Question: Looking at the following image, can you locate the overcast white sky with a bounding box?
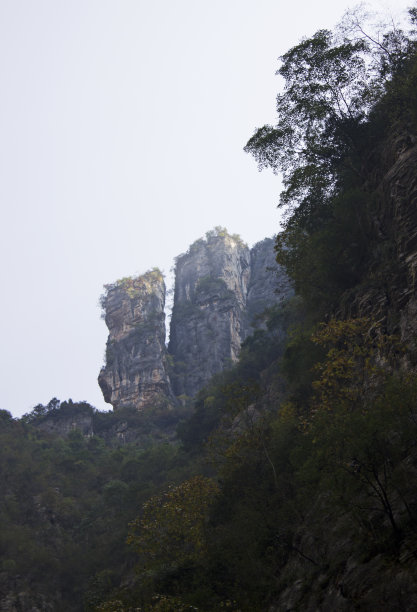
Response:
[0,0,410,417]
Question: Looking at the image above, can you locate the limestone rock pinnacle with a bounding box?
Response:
[98,268,173,410]
[168,229,251,397]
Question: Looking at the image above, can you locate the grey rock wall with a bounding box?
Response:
[168,231,251,397]
[243,236,293,339]
[99,230,292,409]
[98,269,173,410]
[168,231,293,397]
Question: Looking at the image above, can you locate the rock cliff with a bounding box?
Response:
[168,230,251,397]
[98,269,173,411]
[243,236,293,339]
[168,232,293,397]
[99,229,292,409]
[339,130,417,352]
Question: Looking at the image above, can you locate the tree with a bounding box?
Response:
[245,9,416,214]
[127,476,219,573]
[244,29,371,213]
[245,8,417,314]
[301,318,414,540]
[309,317,401,417]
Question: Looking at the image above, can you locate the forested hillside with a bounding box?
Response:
[2,6,417,611]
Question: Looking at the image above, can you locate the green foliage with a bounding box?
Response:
[0,400,199,610]
[303,371,417,539]
[246,8,417,317]
[205,226,229,240]
[21,397,95,424]
[245,10,416,209]
[279,317,417,552]
[275,185,374,312]
[6,339,417,610]
[100,268,164,309]
[309,317,402,416]
[205,226,245,246]
[128,476,219,572]
[175,228,247,265]
[245,28,370,206]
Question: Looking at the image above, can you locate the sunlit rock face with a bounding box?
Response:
[168,230,251,397]
[98,269,173,410]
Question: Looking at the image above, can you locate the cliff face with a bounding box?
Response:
[243,236,293,339]
[35,412,94,438]
[375,134,417,346]
[99,230,292,409]
[98,269,173,410]
[340,131,417,351]
[168,231,251,397]
[168,233,293,397]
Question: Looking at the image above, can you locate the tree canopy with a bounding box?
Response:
[245,8,417,213]
[245,7,417,314]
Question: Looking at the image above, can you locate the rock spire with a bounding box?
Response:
[98,269,173,410]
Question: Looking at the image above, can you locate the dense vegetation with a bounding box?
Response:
[0,402,203,609]
[246,5,417,316]
[2,5,417,610]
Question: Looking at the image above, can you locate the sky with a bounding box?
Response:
[0,0,411,417]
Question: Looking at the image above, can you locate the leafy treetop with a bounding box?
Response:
[245,7,417,215]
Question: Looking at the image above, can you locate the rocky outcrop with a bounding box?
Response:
[243,236,293,339]
[339,130,417,353]
[31,402,190,448]
[168,230,251,397]
[35,411,94,438]
[99,230,292,409]
[168,232,293,397]
[376,135,417,346]
[98,269,174,410]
